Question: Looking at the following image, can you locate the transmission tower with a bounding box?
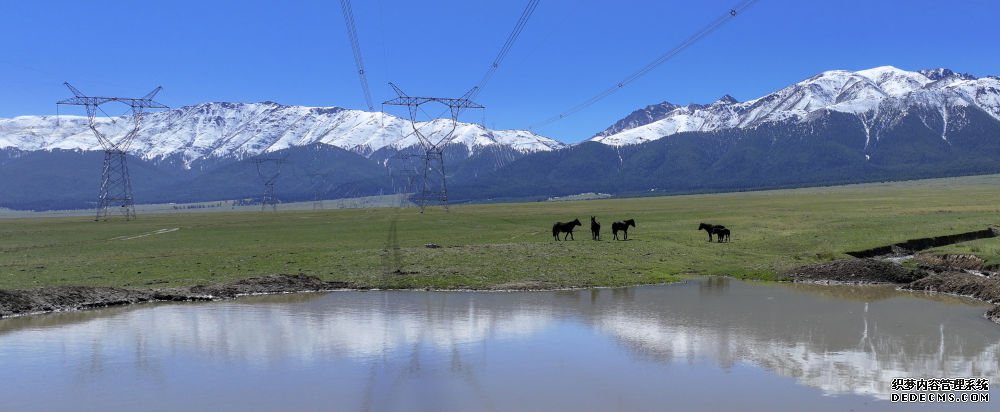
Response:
[382,83,483,212]
[255,158,284,212]
[57,82,167,221]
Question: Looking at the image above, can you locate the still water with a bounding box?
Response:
[1,278,997,411]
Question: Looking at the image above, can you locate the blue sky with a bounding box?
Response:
[2,0,998,143]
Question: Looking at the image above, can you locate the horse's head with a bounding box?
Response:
[572,218,582,226]
[626,218,635,228]
[698,223,709,230]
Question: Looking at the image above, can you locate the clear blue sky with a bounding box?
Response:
[2,0,998,143]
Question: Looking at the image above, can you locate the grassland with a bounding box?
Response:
[2,174,999,291]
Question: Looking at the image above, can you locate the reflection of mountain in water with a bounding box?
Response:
[1,280,997,401]
[594,279,1000,399]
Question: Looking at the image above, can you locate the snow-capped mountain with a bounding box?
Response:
[5,65,1000,210]
[592,66,1000,147]
[0,102,564,166]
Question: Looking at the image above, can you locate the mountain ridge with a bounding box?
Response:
[591,66,1000,147]
[0,101,564,167]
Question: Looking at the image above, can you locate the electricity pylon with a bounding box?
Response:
[57,82,167,221]
[382,83,483,212]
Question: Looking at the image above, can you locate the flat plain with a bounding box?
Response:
[2,174,999,290]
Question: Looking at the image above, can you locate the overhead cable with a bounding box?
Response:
[340,0,375,110]
[470,0,541,100]
[529,0,760,130]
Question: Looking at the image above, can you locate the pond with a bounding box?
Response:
[0,278,996,411]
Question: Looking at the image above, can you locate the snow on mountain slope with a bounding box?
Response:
[591,66,1000,146]
[0,102,564,165]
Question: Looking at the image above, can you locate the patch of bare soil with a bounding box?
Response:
[0,274,351,318]
[190,274,348,298]
[782,258,924,284]
[913,254,986,271]
[901,271,1000,304]
[488,281,558,291]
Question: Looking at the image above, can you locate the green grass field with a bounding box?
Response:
[2,174,999,290]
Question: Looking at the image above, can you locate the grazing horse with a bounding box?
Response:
[715,227,731,243]
[552,218,582,241]
[698,223,726,242]
[612,219,636,240]
[591,216,601,240]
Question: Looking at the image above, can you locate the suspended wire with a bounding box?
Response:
[529,0,760,130]
[469,0,541,101]
[340,0,374,111]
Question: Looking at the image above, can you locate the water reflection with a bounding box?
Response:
[0,279,997,411]
[594,280,999,399]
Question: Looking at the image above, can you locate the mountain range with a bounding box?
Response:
[2,65,999,210]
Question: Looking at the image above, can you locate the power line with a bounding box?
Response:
[470,0,541,100]
[340,0,374,110]
[529,0,760,130]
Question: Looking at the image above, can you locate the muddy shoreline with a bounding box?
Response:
[0,274,350,319]
[785,256,1000,325]
[4,257,1000,325]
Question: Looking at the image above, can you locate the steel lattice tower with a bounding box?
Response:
[255,158,284,212]
[57,83,167,221]
[382,83,483,212]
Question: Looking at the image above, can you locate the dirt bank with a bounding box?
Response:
[902,271,1000,303]
[785,258,1000,325]
[782,258,924,284]
[988,306,1000,324]
[0,274,350,319]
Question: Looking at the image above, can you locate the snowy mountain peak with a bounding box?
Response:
[712,94,739,105]
[591,66,1000,146]
[919,68,977,81]
[594,101,681,138]
[0,102,563,166]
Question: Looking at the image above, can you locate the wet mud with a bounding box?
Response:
[0,274,349,318]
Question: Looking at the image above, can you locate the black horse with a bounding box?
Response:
[552,218,582,241]
[716,227,731,243]
[612,219,635,240]
[698,223,726,242]
[591,216,601,240]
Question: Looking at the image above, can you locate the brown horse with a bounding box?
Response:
[552,219,582,241]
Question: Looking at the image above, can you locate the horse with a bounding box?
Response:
[715,227,731,243]
[590,216,601,240]
[552,218,582,241]
[612,219,635,240]
[698,223,726,242]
